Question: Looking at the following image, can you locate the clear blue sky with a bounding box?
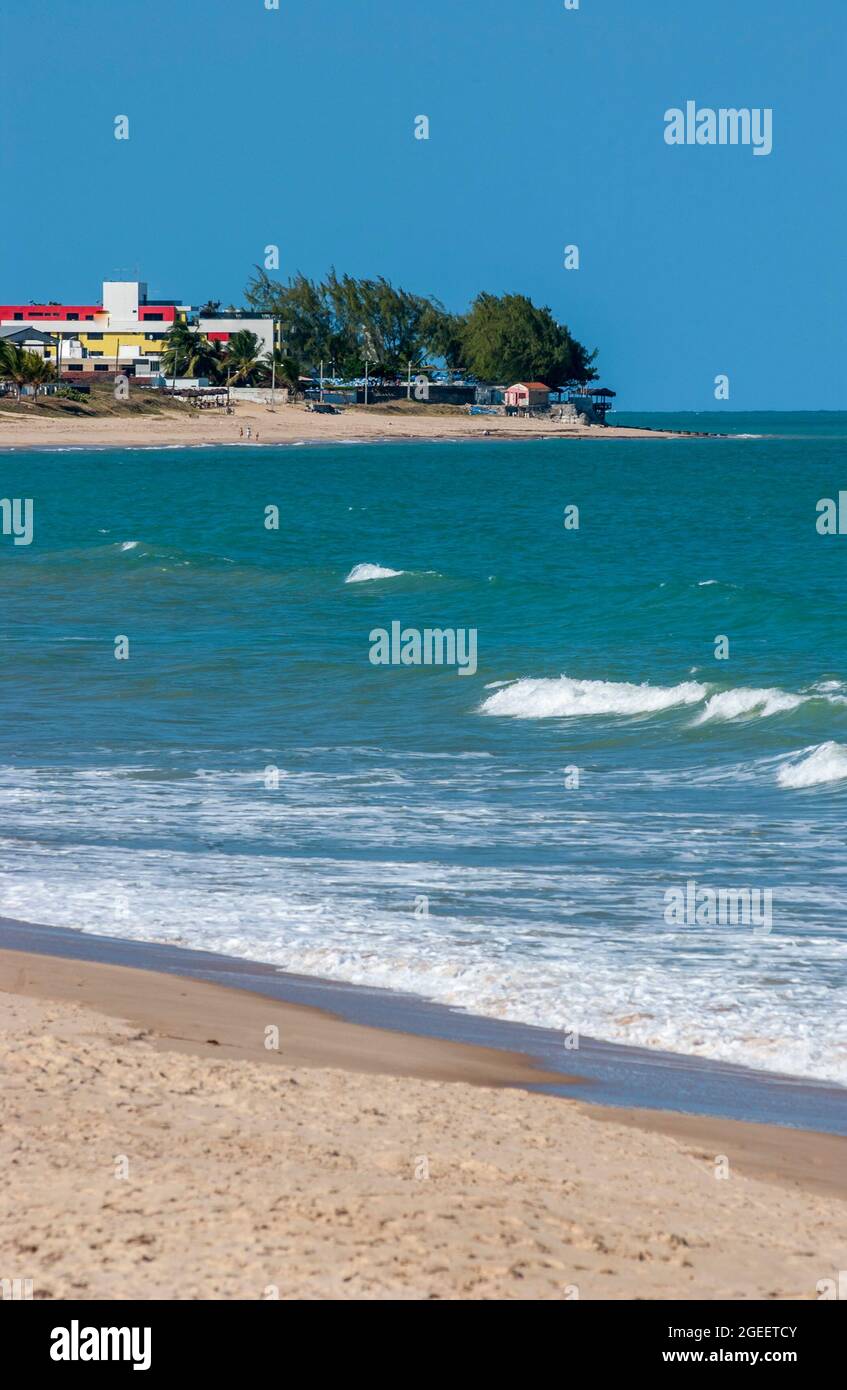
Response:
[1,0,843,408]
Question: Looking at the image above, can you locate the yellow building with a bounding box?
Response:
[0,281,189,377]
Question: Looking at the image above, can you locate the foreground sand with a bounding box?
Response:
[1,949,844,1300]
[0,401,697,450]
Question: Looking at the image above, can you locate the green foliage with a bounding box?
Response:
[244,269,598,385]
[161,321,223,381]
[245,268,457,376]
[0,342,55,397]
[266,350,301,391]
[52,385,88,402]
[221,329,265,385]
[460,293,597,388]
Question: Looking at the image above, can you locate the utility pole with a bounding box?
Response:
[320,360,324,403]
[270,317,276,410]
[407,360,411,400]
[364,358,369,407]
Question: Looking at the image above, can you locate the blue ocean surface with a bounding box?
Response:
[1,413,845,1084]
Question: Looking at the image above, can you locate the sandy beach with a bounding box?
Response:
[1,946,844,1301]
[0,400,701,451]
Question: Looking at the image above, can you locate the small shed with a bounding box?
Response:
[504,381,550,409]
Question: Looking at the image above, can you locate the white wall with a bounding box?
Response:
[102,281,146,320]
[198,318,274,356]
[228,387,291,403]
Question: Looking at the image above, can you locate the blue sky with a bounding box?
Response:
[0,0,843,408]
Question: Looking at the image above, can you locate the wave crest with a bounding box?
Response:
[694,687,805,723]
[345,563,404,583]
[777,741,847,789]
[478,676,708,719]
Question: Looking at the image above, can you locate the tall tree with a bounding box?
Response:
[459,293,597,387]
[244,269,601,385]
[245,268,461,376]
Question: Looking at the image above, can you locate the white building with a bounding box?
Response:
[197,316,275,357]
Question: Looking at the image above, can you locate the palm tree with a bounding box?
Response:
[24,351,54,401]
[0,342,36,400]
[264,350,301,393]
[222,330,263,385]
[0,337,15,392]
[161,322,223,381]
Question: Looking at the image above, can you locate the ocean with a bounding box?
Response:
[2,413,846,1085]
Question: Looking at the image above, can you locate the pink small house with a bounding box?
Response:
[503,381,550,410]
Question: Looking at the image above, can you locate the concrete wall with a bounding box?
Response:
[102,282,146,320]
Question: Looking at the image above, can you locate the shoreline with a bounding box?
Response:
[2,915,846,1139]
[2,941,846,1299]
[0,401,720,451]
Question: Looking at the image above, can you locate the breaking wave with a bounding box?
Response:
[345,563,405,583]
[694,687,805,723]
[479,675,847,726]
[478,676,708,719]
[777,742,847,789]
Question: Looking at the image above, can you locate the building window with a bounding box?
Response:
[67,364,83,372]
[13,312,22,320]
[87,332,104,341]
[143,313,164,321]
[93,364,109,372]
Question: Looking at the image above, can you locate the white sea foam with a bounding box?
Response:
[119,540,139,552]
[345,563,405,583]
[0,762,845,1084]
[694,687,805,723]
[478,676,708,719]
[2,861,845,1085]
[777,742,847,789]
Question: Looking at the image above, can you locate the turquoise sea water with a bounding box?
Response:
[1,413,846,1083]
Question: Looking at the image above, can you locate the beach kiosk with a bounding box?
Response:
[503,382,550,414]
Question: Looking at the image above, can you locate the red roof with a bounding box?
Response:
[508,381,549,390]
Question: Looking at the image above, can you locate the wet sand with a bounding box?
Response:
[1,945,845,1300]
